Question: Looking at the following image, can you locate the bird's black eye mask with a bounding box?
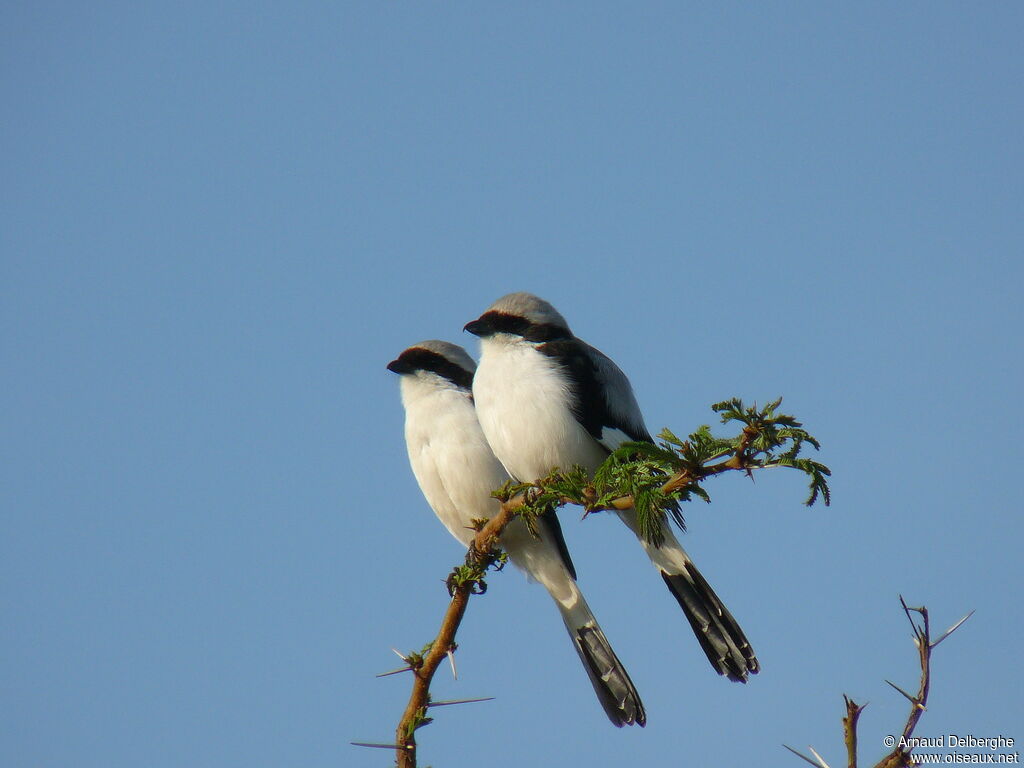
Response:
[386,348,473,391]
[465,311,569,342]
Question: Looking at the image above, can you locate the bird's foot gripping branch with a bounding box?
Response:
[356,398,830,768]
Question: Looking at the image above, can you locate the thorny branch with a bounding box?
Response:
[785,598,974,768]
[380,467,698,768]
[356,398,830,767]
[388,505,518,768]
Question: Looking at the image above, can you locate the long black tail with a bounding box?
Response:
[661,562,759,682]
[569,623,646,727]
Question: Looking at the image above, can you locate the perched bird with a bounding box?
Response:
[387,340,645,726]
[465,294,759,682]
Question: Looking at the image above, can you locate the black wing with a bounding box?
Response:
[536,338,652,451]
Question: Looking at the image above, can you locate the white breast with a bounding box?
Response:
[473,340,608,482]
[400,375,509,547]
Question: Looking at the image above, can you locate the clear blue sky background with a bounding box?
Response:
[3,3,1022,767]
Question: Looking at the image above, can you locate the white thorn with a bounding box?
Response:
[783,745,822,767]
[428,696,495,707]
[807,745,832,768]
[931,609,975,648]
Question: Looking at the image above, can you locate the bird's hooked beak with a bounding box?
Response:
[386,358,412,374]
[463,317,491,337]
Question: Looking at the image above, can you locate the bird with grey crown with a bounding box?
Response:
[465,293,758,683]
[387,340,645,726]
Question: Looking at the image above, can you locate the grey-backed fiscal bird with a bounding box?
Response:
[387,340,645,726]
[464,294,759,682]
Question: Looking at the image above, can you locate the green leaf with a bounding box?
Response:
[484,396,831,548]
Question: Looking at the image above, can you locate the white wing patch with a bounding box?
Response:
[598,427,635,454]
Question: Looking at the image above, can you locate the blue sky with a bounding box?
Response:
[3,2,1022,766]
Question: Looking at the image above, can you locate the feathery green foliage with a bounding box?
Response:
[711,397,831,507]
[592,442,687,546]
[383,396,831,758]
[505,397,830,546]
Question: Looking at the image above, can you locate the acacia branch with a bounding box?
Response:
[870,598,953,768]
[366,399,830,767]
[786,599,973,768]
[392,503,519,768]
[502,454,745,516]
[894,598,932,747]
[843,695,865,768]
[388,458,756,766]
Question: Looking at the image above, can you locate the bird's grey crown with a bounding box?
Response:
[388,340,476,390]
[407,340,477,373]
[487,292,571,334]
